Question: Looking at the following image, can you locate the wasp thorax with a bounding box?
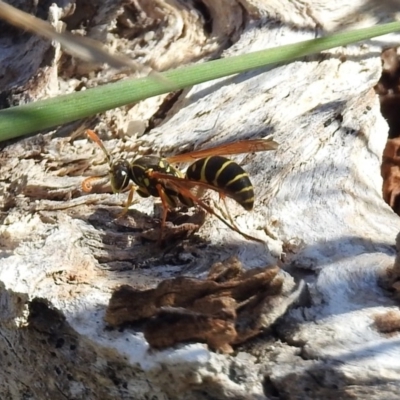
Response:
[110,160,131,193]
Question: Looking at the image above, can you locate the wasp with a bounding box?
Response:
[82,129,278,243]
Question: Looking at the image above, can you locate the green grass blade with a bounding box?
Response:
[1,21,399,142]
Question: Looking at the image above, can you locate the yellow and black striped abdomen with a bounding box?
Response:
[185,156,255,210]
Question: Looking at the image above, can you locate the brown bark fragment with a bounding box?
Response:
[106,257,286,352]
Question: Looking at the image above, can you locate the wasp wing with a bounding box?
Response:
[150,171,229,199]
[165,138,278,163]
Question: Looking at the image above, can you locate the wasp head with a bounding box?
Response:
[110,160,131,193]
[86,130,132,194]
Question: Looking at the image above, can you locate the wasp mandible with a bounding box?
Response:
[82,129,278,243]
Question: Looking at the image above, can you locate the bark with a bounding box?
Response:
[1,1,400,399]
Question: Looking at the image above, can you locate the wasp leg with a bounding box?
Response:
[213,195,238,229]
[199,198,263,242]
[117,186,136,218]
[197,197,264,243]
[155,183,171,245]
[210,193,239,230]
[160,181,264,244]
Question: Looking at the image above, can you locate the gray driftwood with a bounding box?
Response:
[1,1,400,399]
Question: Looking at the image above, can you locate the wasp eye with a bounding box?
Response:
[110,161,130,192]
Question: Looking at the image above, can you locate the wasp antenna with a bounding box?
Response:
[81,176,103,192]
[86,129,112,165]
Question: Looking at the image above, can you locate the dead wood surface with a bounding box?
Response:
[1,1,400,400]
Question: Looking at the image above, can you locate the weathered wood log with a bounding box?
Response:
[1,1,400,399]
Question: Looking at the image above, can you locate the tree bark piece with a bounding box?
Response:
[106,257,294,353]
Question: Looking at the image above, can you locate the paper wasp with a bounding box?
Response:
[82,129,278,243]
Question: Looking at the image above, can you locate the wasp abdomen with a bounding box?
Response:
[186,156,254,210]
